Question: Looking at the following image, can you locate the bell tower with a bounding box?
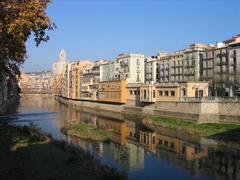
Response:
[59,49,66,62]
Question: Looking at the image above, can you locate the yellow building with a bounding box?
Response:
[126,82,209,105]
[156,82,209,102]
[155,83,181,102]
[140,84,156,103]
[126,83,141,106]
[98,80,126,104]
[180,82,209,98]
[69,61,93,99]
[97,118,127,145]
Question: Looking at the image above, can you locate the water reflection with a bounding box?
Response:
[6,95,240,180]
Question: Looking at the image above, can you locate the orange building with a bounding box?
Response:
[97,118,127,145]
[98,80,126,104]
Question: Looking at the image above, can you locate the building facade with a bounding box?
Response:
[52,49,67,75]
[157,44,212,84]
[100,53,145,84]
[98,80,126,104]
[202,35,240,97]
[20,71,55,94]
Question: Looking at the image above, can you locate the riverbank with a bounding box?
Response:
[55,95,240,124]
[0,124,126,180]
[142,115,240,142]
[0,95,20,115]
[55,95,240,142]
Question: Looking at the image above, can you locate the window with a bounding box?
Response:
[165,91,169,96]
[159,91,163,96]
[134,90,137,95]
[164,141,169,147]
[130,90,133,95]
[182,88,186,96]
[158,140,163,145]
[199,90,204,97]
[137,59,140,65]
[153,136,155,145]
[137,75,140,82]
[153,90,155,98]
[170,142,175,149]
[170,91,175,96]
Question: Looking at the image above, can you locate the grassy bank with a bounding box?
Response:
[66,123,113,142]
[143,116,240,142]
[0,124,125,180]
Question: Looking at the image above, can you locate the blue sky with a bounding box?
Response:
[23,0,240,72]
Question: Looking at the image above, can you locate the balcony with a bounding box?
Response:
[184,64,195,68]
[120,61,128,66]
[229,70,236,75]
[173,73,183,76]
[136,78,141,82]
[229,62,236,66]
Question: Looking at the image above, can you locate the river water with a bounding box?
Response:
[2,95,240,180]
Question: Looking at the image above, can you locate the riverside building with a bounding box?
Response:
[202,35,240,97]
[55,34,240,106]
[98,80,127,104]
[100,53,145,84]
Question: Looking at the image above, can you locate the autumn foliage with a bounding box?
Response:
[0,0,55,79]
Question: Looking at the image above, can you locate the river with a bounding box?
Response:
[2,95,240,180]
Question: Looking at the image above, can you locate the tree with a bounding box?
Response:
[0,0,55,80]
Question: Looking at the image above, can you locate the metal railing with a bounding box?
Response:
[179,96,240,102]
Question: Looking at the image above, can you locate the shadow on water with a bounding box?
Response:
[0,112,57,118]
[0,125,125,180]
[0,112,58,124]
[209,127,240,143]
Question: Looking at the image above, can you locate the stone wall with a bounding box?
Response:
[125,100,240,124]
[55,96,124,114]
[124,100,240,124]
[56,96,240,124]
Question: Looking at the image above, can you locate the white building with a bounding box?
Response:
[80,63,94,99]
[61,62,71,98]
[100,61,115,81]
[100,53,145,84]
[53,49,67,75]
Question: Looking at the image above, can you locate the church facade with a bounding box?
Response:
[52,49,67,75]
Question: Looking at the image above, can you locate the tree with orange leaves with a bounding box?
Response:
[0,0,55,80]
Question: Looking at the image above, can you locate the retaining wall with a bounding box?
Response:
[55,96,240,124]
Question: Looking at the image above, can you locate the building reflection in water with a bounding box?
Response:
[65,107,240,180]
[18,95,240,180]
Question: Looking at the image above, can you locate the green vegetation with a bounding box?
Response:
[0,124,125,180]
[66,123,114,142]
[143,116,240,141]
